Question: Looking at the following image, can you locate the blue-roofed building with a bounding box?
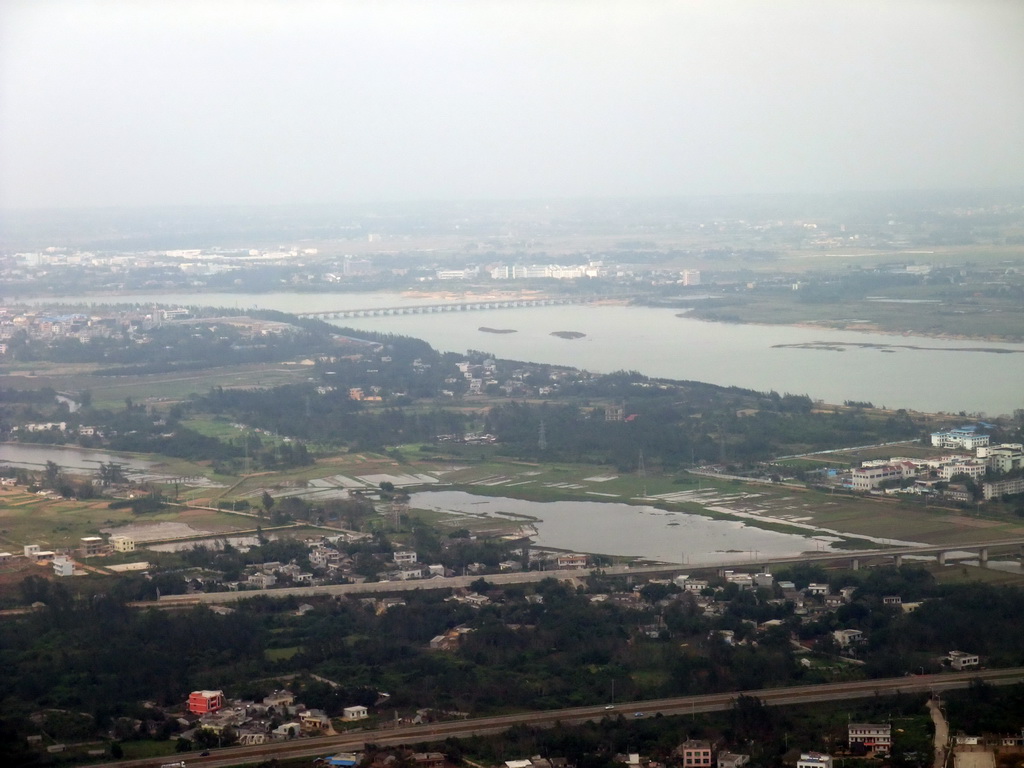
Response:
[323,752,359,767]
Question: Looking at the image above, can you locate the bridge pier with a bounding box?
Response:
[937,551,946,566]
[979,547,988,567]
[893,554,903,568]
[851,558,859,571]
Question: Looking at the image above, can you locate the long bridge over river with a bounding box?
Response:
[297,296,587,319]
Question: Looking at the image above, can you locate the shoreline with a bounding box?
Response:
[679,313,1024,346]
[9,289,1024,345]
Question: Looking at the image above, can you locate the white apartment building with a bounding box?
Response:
[981,444,1024,473]
[938,461,987,481]
[851,462,915,490]
[983,477,1024,501]
[931,427,989,451]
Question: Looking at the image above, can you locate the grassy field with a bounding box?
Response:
[0,486,253,552]
[0,360,310,410]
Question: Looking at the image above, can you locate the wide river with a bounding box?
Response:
[22,290,1024,415]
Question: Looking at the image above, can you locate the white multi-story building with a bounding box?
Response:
[851,462,916,490]
[931,426,989,451]
[938,461,987,481]
[848,723,891,753]
[983,477,1024,501]
[980,444,1024,473]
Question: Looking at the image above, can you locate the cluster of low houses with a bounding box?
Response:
[181,688,370,745]
[423,570,978,675]
[4,528,589,591]
[491,727,892,768]
[305,538,589,586]
[8,537,137,578]
[317,727,896,768]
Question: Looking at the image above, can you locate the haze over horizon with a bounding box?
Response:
[2,0,1023,211]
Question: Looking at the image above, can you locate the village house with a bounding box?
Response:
[717,754,749,768]
[79,536,109,557]
[188,690,225,715]
[556,553,589,569]
[272,722,302,739]
[796,754,833,768]
[947,650,980,671]
[262,690,296,713]
[342,705,368,721]
[110,535,135,552]
[299,709,332,733]
[676,740,714,768]
[247,572,277,589]
[848,723,891,753]
[413,753,446,768]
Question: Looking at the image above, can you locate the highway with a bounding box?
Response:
[85,667,1024,768]
[152,536,1024,607]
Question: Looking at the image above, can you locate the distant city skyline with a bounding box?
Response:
[1,0,1023,210]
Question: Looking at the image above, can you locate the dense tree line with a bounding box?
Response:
[4,568,1024,755]
[483,398,923,469]
[197,384,468,449]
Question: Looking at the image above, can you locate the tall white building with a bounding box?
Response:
[681,269,701,286]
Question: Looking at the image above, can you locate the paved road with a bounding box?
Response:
[928,697,950,768]
[83,667,1024,768]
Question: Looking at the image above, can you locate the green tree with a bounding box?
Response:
[43,460,62,489]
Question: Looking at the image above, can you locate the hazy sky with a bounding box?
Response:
[1,0,1022,209]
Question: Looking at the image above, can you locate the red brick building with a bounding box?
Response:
[188,690,225,715]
